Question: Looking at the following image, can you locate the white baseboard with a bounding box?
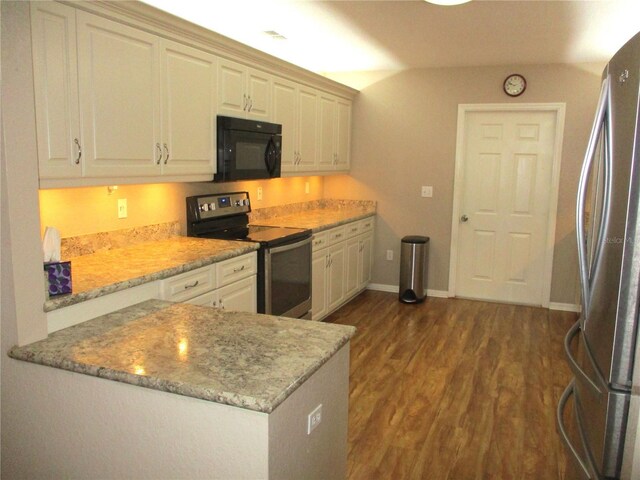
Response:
[548,302,581,313]
[368,284,580,311]
[367,284,449,298]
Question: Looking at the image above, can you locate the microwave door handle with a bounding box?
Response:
[265,136,277,175]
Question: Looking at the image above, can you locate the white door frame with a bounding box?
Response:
[448,103,566,307]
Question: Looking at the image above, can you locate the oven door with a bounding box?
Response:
[264,237,311,318]
[215,129,281,182]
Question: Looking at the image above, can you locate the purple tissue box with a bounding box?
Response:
[44,261,72,297]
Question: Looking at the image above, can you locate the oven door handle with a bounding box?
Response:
[268,236,311,254]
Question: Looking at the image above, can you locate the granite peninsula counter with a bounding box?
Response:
[12,299,355,413]
[8,299,355,478]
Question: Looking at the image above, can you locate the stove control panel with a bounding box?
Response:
[187,191,251,221]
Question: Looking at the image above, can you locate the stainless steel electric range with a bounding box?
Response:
[186,192,312,319]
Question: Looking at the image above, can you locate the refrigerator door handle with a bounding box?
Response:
[564,320,602,394]
[557,380,594,479]
[576,76,610,314]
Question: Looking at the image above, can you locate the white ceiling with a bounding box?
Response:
[143,0,640,87]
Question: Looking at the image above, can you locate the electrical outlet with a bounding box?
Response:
[305,181,310,194]
[307,404,322,435]
[421,186,433,198]
[117,198,127,219]
[386,250,393,261]
[257,186,263,201]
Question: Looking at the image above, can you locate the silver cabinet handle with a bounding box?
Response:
[232,265,245,273]
[243,94,247,111]
[163,143,169,164]
[156,143,162,165]
[219,299,225,310]
[460,214,469,222]
[74,138,82,164]
[184,280,199,290]
[248,96,253,112]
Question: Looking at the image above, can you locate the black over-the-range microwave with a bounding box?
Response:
[214,116,282,182]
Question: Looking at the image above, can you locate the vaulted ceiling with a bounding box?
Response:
[143,0,640,86]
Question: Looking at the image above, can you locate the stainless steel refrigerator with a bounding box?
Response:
[557,31,640,479]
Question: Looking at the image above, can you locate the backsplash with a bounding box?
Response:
[61,221,181,259]
[249,199,376,222]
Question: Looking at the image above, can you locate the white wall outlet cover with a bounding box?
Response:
[307,404,322,435]
[117,198,127,219]
[386,250,393,261]
[257,187,263,201]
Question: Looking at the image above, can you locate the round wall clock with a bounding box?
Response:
[503,74,527,97]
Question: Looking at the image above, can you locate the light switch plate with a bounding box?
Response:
[421,186,433,198]
[307,404,322,434]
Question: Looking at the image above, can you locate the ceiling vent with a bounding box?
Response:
[263,30,287,40]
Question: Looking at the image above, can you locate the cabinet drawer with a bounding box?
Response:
[312,231,328,250]
[326,226,346,246]
[359,217,375,233]
[345,222,360,239]
[216,252,257,288]
[185,290,216,307]
[161,265,215,302]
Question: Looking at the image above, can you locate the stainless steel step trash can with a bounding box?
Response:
[399,235,429,303]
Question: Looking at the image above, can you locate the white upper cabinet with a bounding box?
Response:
[31,2,82,179]
[297,86,319,169]
[218,58,271,121]
[272,77,298,171]
[160,40,217,176]
[318,93,337,170]
[318,93,351,172]
[335,98,352,171]
[77,11,161,178]
[272,78,319,172]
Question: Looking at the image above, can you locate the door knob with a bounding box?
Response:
[460,214,469,222]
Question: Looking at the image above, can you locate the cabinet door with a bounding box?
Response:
[345,237,360,298]
[336,98,352,170]
[217,58,246,117]
[318,94,336,169]
[216,276,257,313]
[77,11,160,177]
[246,68,271,121]
[31,2,82,179]
[311,249,328,321]
[185,290,217,307]
[161,40,216,176]
[359,232,374,289]
[272,78,298,172]
[297,87,318,169]
[327,243,346,311]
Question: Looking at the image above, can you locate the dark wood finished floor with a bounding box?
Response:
[327,290,577,480]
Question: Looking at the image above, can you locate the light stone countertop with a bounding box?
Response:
[250,207,376,232]
[10,300,356,413]
[45,237,259,312]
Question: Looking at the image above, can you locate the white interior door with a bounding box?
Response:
[452,106,563,306]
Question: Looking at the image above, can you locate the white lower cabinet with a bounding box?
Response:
[311,218,375,321]
[161,252,257,313]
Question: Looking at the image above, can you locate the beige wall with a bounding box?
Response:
[324,63,604,304]
[39,176,324,238]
